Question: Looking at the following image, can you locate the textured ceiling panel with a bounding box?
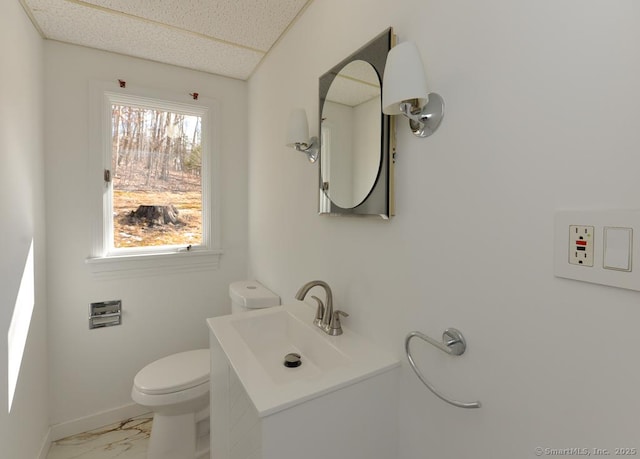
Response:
[26,0,263,79]
[341,60,380,87]
[326,60,381,107]
[80,0,308,51]
[22,0,312,79]
[326,75,380,108]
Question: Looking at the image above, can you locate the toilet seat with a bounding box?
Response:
[134,349,209,395]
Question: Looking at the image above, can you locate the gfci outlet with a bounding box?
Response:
[569,225,594,266]
[555,210,640,291]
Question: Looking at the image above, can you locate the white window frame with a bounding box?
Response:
[86,81,222,279]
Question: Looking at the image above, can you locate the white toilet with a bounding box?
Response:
[131,280,280,459]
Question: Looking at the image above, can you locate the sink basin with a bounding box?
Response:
[230,308,350,384]
[207,300,399,416]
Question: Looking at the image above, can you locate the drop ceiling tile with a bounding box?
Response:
[341,60,380,87]
[27,0,263,79]
[73,0,308,51]
[326,61,381,107]
[327,77,380,107]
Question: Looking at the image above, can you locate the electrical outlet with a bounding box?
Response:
[569,225,594,266]
[556,210,640,291]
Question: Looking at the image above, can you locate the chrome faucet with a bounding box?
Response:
[295,280,348,335]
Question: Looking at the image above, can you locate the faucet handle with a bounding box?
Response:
[310,295,325,326]
[328,310,349,336]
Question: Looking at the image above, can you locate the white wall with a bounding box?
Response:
[323,101,354,206]
[353,97,381,204]
[248,1,640,458]
[44,42,248,426]
[0,2,49,457]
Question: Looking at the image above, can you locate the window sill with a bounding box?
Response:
[86,249,223,280]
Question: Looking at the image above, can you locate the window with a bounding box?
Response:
[87,82,221,277]
[109,100,204,250]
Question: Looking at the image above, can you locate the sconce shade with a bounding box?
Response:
[382,41,430,115]
[286,108,310,147]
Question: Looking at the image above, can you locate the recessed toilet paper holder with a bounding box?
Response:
[89,300,122,329]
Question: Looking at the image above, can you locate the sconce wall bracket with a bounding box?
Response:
[293,136,319,163]
[399,92,444,138]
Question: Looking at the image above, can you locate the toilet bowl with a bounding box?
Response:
[132,349,210,459]
[131,280,280,459]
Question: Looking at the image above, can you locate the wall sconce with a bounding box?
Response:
[286,108,319,163]
[382,41,444,138]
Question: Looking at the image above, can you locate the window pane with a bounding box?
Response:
[111,104,202,248]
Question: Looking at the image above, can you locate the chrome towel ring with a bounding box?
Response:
[405,329,481,409]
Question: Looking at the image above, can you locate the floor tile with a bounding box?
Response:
[46,415,152,459]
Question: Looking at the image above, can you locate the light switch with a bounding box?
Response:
[603,227,632,272]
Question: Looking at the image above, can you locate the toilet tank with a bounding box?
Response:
[229,280,280,314]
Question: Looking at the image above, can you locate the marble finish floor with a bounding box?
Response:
[46,415,153,459]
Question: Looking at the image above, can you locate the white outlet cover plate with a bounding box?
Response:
[554,210,640,291]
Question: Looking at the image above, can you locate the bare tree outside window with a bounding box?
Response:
[111,104,203,248]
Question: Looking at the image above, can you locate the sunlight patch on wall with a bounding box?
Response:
[7,239,35,413]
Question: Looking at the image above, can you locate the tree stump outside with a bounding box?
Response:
[129,205,181,226]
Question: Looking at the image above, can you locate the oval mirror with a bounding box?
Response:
[318,28,394,219]
[320,60,382,209]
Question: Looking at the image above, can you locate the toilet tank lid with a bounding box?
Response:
[229,280,280,309]
[134,349,209,395]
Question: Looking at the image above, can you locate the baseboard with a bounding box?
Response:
[37,427,52,459]
[50,403,151,442]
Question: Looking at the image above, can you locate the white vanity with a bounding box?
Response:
[207,300,400,459]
